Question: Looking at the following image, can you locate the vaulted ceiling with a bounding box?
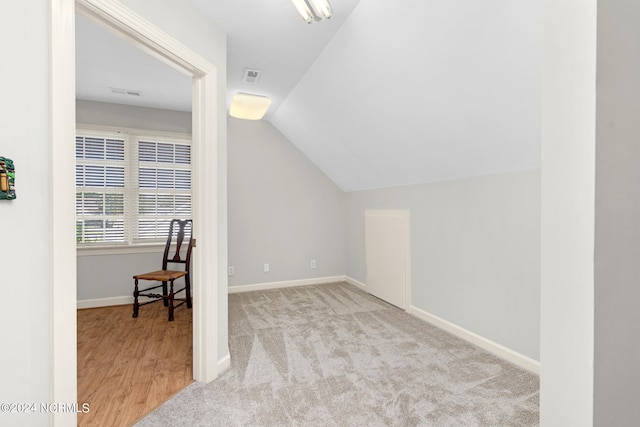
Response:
[76,0,542,192]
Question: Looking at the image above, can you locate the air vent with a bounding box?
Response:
[109,87,142,97]
[242,68,262,84]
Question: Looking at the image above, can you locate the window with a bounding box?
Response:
[76,126,191,247]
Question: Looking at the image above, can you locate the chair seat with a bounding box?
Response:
[134,270,187,282]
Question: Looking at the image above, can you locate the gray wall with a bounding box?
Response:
[227,117,346,286]
[77,252,160,301]
[347,170,541,360]
[594,0,640,424]
[77,99,192,133]
[77,110,348,297]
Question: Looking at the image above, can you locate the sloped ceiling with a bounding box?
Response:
[271,0,542,191]
[188,0,363,120]
[77,0,542,193]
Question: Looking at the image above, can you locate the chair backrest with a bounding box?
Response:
[161,219,194,272]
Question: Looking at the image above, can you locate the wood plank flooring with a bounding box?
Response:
[77,302,193,426]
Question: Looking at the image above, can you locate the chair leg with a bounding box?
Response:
[168,279,175,321]
[162,281,169,307]
[133,278,139,318]
[185,274,192,309]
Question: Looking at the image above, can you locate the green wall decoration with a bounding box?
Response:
[0,157,16,200]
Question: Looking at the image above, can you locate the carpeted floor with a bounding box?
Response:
[136,282,539,426]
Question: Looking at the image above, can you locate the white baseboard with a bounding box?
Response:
[77,295,159,309]
[79,276,359,306]
[407,305,540,374]
[77,295,133,309]
[228,275,346,294]
[217,353,231,375]
[344,276,367,291]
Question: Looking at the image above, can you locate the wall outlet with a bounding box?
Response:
[228,266,235,276]
[264,263,270,273]
[310,259,316,269]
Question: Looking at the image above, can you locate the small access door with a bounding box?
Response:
[365,210,410,309]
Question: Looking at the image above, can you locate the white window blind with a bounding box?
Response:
[76,134,127,244]
[75,127,191,247]
[135,137,192,241]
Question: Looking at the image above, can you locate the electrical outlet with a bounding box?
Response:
[310,259,316,269]
[228,266,235,276]
[264,263,270,273]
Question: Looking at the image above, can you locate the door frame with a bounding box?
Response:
[51,0,221,423]
[364,209,412,309]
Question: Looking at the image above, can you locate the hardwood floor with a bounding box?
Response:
[77,302,193,426]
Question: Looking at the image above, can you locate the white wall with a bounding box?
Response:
[0,2,54,425]
[272,0,541,192]
[347,170,540,361]
[540,0,597,425]
[227,118,346,287]
[1,3,227,424]
[594,0,640,424]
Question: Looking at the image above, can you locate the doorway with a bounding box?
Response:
[365,210,411,309]
[51,0,224,422]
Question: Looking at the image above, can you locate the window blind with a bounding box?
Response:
[75,127,191,247]
[135,138,192,241]
[76,134,127,244]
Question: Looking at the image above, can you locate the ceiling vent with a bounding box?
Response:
[109,87,142,97]
[242,68,262,84]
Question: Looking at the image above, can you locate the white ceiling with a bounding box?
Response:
[75,14,192,111]
[75,0,542,192]
[272,0,542,191]
[187,0,363,120]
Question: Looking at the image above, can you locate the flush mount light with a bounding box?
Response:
[229,93,272,120]
[291,0,333,23]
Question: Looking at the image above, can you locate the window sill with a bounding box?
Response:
[77,243,166,257]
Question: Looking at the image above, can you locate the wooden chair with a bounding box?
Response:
[132,219,194,321]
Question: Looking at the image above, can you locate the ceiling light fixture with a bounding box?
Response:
[291,0,333,24]
[229,93,272,120]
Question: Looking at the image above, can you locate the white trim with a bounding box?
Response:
[76,123,192,141]
[407,305,540,374]
[217,354,231,374]
[191,72,221,381]
[53,2,222,407]
[228,276,345,294]
[77,295,161,309]
[78,296,133,309]
[76,0,213,75]
[344,275,367,291]
[51,0,78,425]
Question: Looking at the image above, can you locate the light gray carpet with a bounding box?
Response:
[136,282,539,426]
